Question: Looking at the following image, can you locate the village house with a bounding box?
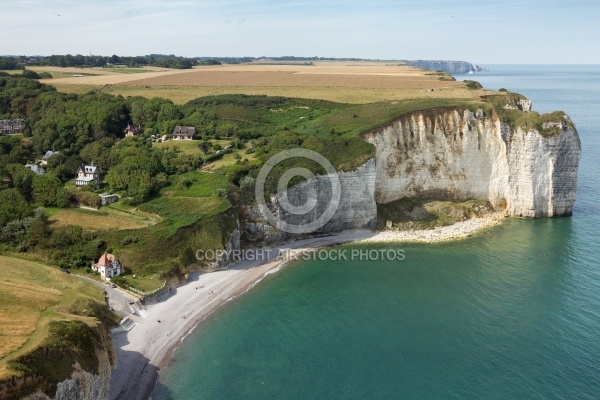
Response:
[41,150,60,165]
[0,119,25,135]
[92,252,122,281]
[124,123,142,137]
[75,163,100,187]
[172,126,196,140]
[24,164,45,175]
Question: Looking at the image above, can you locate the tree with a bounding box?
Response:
[21,70,41,79]
[32,175,70,207]
[0,188,32,227]
[5,164,35,200]
[80,138,114,172]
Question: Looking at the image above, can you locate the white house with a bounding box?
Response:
[92,252,122,281]
[75,163,100,187]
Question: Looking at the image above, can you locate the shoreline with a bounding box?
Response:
[109,215,504,400]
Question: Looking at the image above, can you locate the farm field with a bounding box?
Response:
[44,62,493,104]
[0,255,108,379]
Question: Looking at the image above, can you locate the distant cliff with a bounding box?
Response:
[406,60,483,74]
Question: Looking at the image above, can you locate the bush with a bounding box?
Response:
[71,191,101,208]
[21,70,41,79]
[121,235,139,245]
[464,80,483,90]
[177,178,193,189]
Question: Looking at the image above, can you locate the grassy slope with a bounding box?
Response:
[48,207,157,231]
[0,256,115,380]
[78,172,233,292]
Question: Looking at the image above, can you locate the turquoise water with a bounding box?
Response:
[154,66,600,399]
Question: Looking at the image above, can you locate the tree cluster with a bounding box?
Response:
[34,54,198,69]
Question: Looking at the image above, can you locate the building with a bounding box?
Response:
[124,123,142,137]
[92,253,122,281]
[0,119,25,135]
[99,193,119,206]
[75,163,100,187]
[24,164,45,175]
[172,126,196,140]
[41,150,60,165]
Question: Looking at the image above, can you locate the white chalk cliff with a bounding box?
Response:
[364,109,580,217]
[242,106,580,243]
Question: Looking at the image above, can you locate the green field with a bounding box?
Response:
[48,206,159,231]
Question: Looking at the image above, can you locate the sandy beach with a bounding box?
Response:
[109,215,504,400]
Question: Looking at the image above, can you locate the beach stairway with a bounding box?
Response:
[111,316,136,334]
[128,301,148,318]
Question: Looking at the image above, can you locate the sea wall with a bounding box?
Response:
[363,109,581,217]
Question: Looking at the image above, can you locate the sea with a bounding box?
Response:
[153,65,600,399]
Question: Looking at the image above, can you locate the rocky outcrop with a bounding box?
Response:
[211,228,242,269]
[242,159,377,245]
[363,109,580,218]
[406,60,483,74]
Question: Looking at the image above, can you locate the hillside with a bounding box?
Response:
[0,255,118,399]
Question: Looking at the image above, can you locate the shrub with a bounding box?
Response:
[121,235,139,245]
[464,80,483,90]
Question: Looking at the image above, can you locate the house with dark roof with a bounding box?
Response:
[75,163,100,187]
[124,123,142,137]
[172,126,196,140]
[92,252,122,281]
[0,119,25,135]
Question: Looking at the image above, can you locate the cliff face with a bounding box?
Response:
[2,322,115,400]
[242,159,377,245]
[363,109,581,217]
[240,107,580,243]
[50,325,114,400]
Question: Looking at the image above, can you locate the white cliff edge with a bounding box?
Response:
[243,107,581,244]
[364,109,580,218]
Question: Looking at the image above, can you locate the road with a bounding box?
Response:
[71,274,139,317]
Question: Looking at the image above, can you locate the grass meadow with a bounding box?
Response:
[0,256,108,379]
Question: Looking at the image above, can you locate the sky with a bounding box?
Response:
[1,0,599,64]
